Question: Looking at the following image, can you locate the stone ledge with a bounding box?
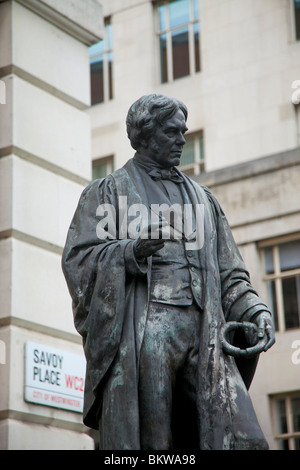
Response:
[0,65,89,110]
[14,0,103,45]
[0,316,81,344]
[193,147,300,188]
[0,146,90,186]
[0,411,87,433]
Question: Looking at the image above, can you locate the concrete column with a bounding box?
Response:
[0,0,103,449]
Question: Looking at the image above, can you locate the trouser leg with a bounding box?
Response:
[138,302,200,450]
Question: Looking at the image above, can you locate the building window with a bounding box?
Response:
[92,156,114,180]
[271,393,300,450]
[179,131,204,176]
[294,0,300,40]
[156,0,201,83]
[89,18,113,105]
[262,238,300,332]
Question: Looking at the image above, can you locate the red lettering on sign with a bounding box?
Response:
[65,374,84,392]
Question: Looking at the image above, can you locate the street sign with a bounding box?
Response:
[24,342,86,413]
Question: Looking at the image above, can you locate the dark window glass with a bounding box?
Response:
[295,0,300,40]
[267,280,278,331]
[292,397,300,432]
[89,20,113,105]
[264,246,274,274]
[194,22,201,72]
[278,439,290,450]
[279,240,300,272]
[90,59,104,104]
[276,398,288,434]
[172,27,190,79]
[160,33,168,83]
[282,275,300,329]
[108,52,113,100]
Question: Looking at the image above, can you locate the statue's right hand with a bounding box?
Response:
[133,221,168,260]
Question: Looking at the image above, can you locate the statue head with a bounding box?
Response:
[126,94,188,169]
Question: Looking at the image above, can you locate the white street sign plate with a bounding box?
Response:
[24,342,86,413]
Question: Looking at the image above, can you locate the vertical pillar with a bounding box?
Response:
[0,0,103,449]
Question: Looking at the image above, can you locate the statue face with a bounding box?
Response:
[142,109,188,169]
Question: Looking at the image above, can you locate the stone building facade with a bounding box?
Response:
[0,0,103,450]
[88,0,300,450]
[0,0,299,450]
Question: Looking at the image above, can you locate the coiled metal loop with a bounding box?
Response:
[221,321,268,358]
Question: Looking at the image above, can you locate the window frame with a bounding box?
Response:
[178,130,205,176]
[89,17,113,105]
[260,234,300,332]
[155,0,201,83]
[294,0,300,40]
[271,392,300,450]
[92,155,114,180]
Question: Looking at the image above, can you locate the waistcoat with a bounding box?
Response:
[138,170,203,309]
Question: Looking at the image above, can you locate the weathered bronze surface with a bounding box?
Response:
[62,94,275,450]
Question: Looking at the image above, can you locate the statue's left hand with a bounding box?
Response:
[252,312,275,352]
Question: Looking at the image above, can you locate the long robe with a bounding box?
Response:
[62,158,270,450]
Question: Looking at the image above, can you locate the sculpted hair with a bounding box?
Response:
[126,94,188,151]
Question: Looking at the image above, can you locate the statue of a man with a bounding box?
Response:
[62,94,275,450]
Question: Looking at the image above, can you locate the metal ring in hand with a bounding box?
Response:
[221,321,268,359]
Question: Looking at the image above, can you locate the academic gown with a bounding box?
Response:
[61,158,270,450]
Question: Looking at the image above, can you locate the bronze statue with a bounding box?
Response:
[62,94,275,450]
